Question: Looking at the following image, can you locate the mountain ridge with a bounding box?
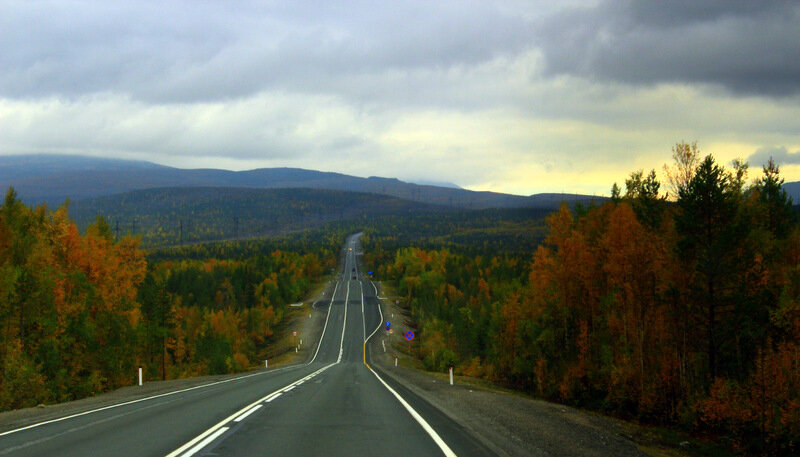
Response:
[0,154,602,209]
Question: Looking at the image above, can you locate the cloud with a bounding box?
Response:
[3,1,798,103]
[627,0,796,27]
[0,1,799,196]
[747,146,800,168]
[0,1,543,104]
[538,0,800,96]
[0,92,382,161]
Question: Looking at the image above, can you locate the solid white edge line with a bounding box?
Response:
[166,259,351,457]
[362,282,458,457]
[365,281,384,343]
[361,281,366,342]
[368,369,457,457]
[166,274,347,457]
[0,368,275,438]
[2,273,346,439]
[8,240,350,449]
[181,426,229,457]
[233,405,262,423]
[310,280,339,363]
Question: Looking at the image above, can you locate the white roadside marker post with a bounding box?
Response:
[265,360,268,368]
[449,367,453,386]
[138,367,142,386]
[395,357,398,367]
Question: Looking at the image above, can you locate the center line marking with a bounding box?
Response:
[233,405,262,423]
[3,253,348,441]
[166,238,358,457]
[165,363,335,457]
[337,280,349,363]
[182,426,229,457]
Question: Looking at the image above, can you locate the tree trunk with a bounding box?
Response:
[162,336,167,381]
[708,278,716,379]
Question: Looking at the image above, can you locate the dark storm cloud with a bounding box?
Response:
[4,1,797,103]
[628,0,796,26]
[748,146,800,167]
[539,0,800,96]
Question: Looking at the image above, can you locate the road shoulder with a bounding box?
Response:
[368,293,647,457]
[0,277,336,433]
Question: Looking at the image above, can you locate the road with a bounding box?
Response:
[0,234,492,457]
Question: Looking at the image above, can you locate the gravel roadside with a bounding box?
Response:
[3,277,652,457]
[369,289,648,457]
[0,278,336,434]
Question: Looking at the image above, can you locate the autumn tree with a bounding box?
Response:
[663,141,701,200]
[624,169,666,230]
[0,188,147,407]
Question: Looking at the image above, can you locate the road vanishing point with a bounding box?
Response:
[0,234,493,457]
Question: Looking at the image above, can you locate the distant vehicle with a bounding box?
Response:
[352,267,355,272]
[352,276,356,280]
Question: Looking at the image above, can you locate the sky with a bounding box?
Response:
[1,0,799,196]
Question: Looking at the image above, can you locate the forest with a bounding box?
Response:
[364,143,800,455]
[67,186,561,250]
[68,187,450,248]
[0,189,335,409]
[0,181,554,411]
[2,142,797,453]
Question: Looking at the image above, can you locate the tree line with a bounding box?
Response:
[367,143,800,455]
[69,187,444,248]
[0,183,552,411]
[0,189,333,410]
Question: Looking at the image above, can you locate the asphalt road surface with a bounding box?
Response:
[0,234,493,457]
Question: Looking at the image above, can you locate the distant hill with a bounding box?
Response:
[0,154,602,209]
[69,187,452,248]
[411,180,463,189]
[782,181,800,204]
[0,154,165,182]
